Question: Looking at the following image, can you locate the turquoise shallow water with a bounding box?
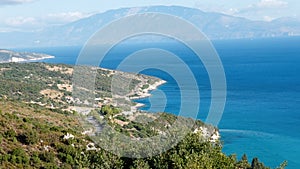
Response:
[15,37,300,168]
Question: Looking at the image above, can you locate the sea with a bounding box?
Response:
[13,36,300,168]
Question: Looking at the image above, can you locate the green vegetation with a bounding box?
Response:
[0,100,286,169]
[0,62,159,110]
[142,84,150,90]
[0,62,287,168]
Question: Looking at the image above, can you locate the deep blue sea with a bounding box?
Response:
[14,37,300,168]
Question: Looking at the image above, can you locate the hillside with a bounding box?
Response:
[0,62,162,111]
[0,62,286,168]
[0,100,282,169]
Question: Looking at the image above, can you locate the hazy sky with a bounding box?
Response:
[0,0,299,32]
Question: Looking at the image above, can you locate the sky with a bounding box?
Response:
[0,0,299,32]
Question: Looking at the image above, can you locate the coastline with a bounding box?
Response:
[127,77,221,143]
[129,79,167,113]
[11,55,55,63]
[0,49,55,63]
[130,80,167,100]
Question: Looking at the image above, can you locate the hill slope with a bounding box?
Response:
[0,100,280,169]
[0,62,285,168]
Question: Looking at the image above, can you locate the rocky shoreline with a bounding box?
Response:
[129,79,167,113]
[130,80,167,100]
[10,55,55,62]
[0,49,55,63]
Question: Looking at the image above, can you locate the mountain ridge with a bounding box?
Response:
[0,5,300,48]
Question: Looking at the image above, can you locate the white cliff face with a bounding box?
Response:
[0,49,55,63]
[11,57,26,62]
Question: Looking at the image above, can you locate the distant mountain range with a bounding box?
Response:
[1,6,300,48]
[0,49,54,63]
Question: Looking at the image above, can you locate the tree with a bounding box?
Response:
[251,157,269,169]
[276,161,288,169]
[236,154,251,169]
[17,131,38,145]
